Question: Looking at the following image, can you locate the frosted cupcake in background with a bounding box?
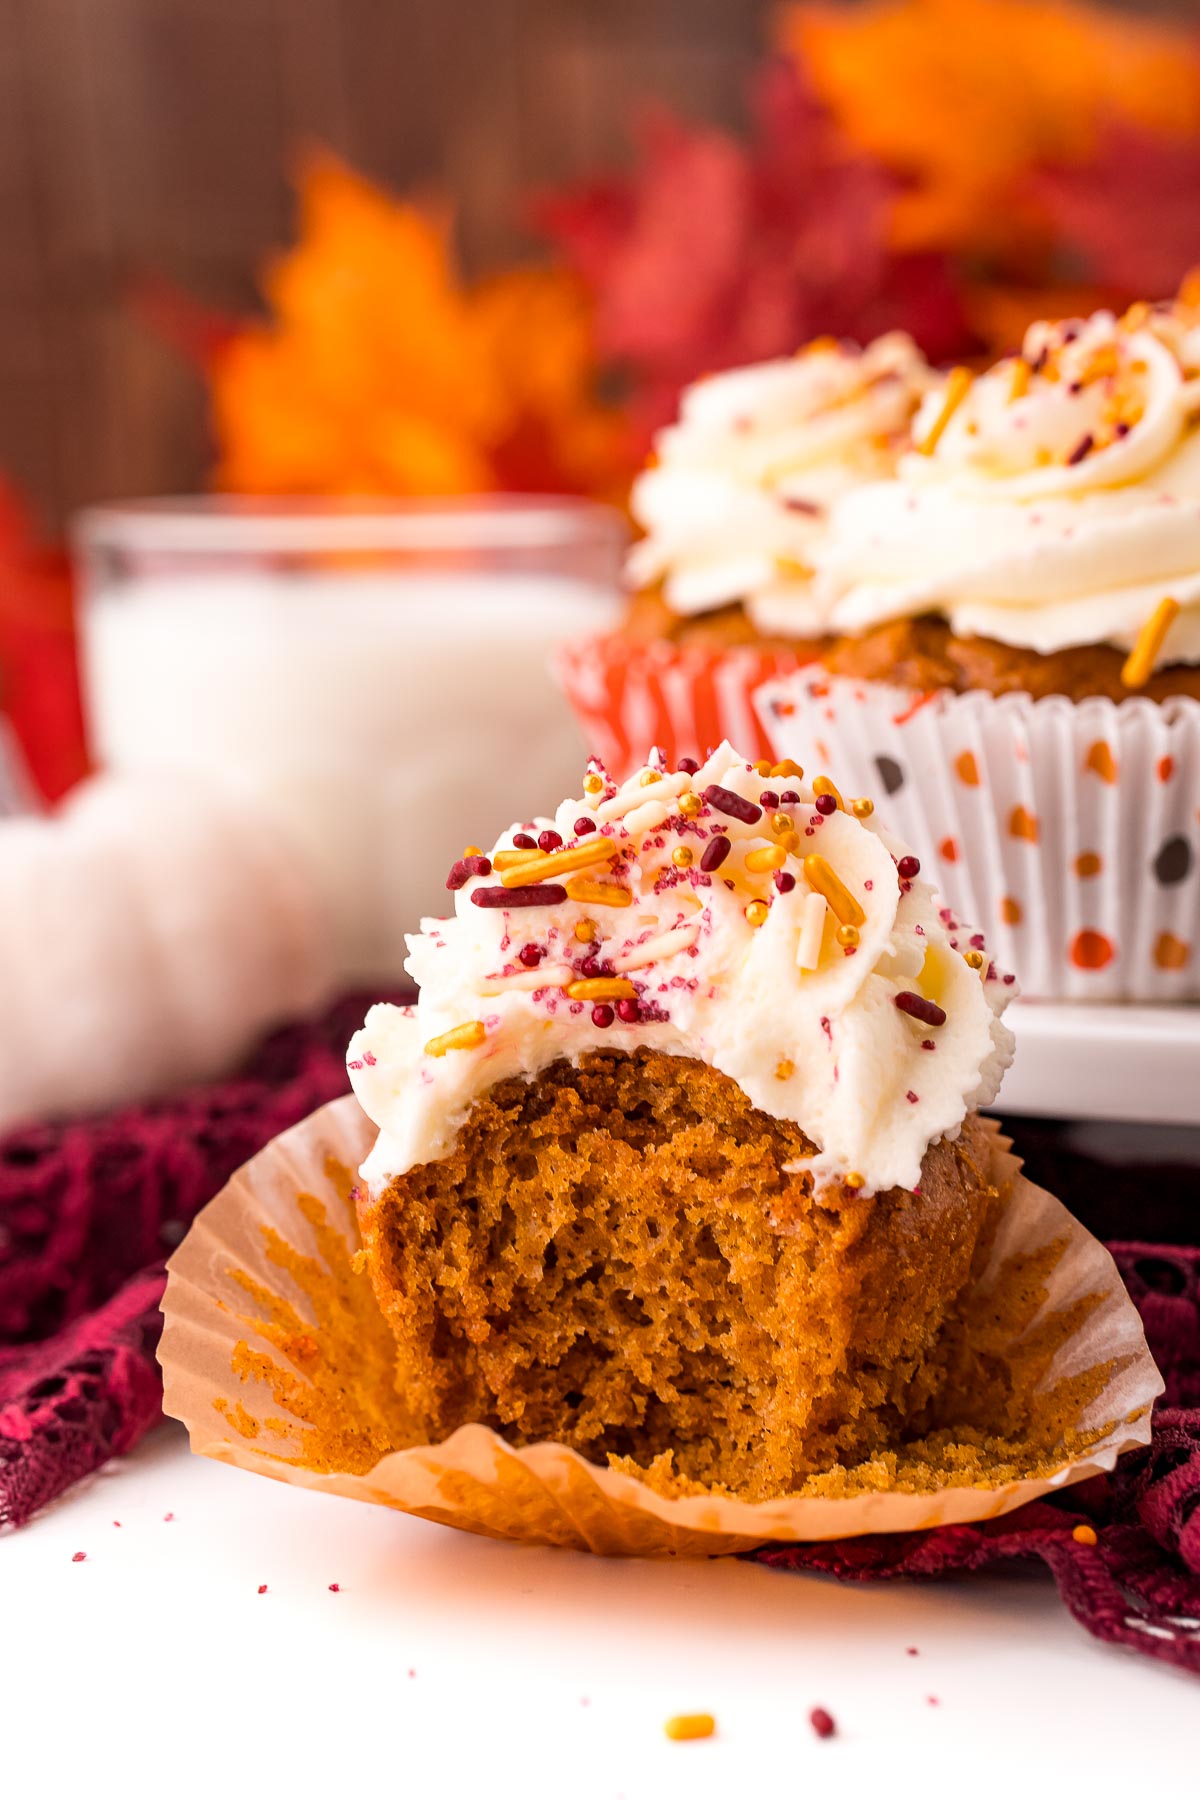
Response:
[759,291,1200,1001]
[556,333,933,773]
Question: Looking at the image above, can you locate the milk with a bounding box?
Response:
[80,555,622,982]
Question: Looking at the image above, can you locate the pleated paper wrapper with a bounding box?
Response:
[159,1093,1162,1558]
[554,633,814,783]
[757,673,1200,1002]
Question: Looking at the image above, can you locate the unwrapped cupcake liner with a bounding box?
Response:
[554,634,812,782]
[159,1094,1161,1558]
[757,674,1200,1002]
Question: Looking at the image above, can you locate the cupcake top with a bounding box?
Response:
[348,742,1014,1198]
[626,335,932,636]
[814,300,1200,672]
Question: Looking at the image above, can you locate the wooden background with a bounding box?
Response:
[0,0,1179,532]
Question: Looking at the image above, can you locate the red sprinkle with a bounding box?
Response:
[896,991,947,1027]
[72,1551,87,1563]
[1067,432,1094,465]
[512,832,537,850]
[445,860,470,891]
[616,998,640,1023]
[759,789,779,809]
[779,789,801,804]
[328,1583,340,1592]
[538,830,563,852]
[704,783,762,825]
[774,871,797,893]
[700,834,731,872]
[815,793,837,816]
[257,1584,268,1594]
[592,1004,615,1028]
[809,1707,836,1739]
[471,884,568,909]
[518,943,544,968]
[897,854,920,880]
[574,816,596,835]
[163,1513,174,1522]
[677,756,700,774]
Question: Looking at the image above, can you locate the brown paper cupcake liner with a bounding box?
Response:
[554,633,810,782]
[159,1095,1162,1558]
[757,673,1200,1001]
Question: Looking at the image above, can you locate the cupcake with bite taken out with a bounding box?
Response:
[556,334,933,778]
[759,288,1200,1001]
[347,740,1024,1501]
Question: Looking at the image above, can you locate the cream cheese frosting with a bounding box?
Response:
[813,303,1200,667]
[625,334,932,635]
[348,742,1014,1199]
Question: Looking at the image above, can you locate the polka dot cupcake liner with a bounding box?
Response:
[756,675,1200,1002]
[554,634,814,783]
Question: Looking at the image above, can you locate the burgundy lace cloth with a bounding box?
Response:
[2,1000,1199,1676]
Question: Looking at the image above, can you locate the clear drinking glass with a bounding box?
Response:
[75,497,627,982]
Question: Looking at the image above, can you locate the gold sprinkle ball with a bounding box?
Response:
[850,797,874,819]
[778,830,802,855]
[583,773,604,795]
[672,845,694,868]
[964,949,985,970]
[640,768,661,786]
[1072,1523,1098,1547]
[836,924,860,948]
[574,919,597,942]
[664,1715,715,1743]
[678,792,702,818]
[770,812,795,837]
[843,1171,865,1191]
[775,1058,794,1081]
[744,900,769,928]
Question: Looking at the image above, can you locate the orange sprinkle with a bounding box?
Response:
[425,1021,486,1057]
[564,977,637,1002]
[493,848,540,871]
[771,758,804,779]
[964,949,985,970]
[1180,266,1200,310]
[502,837,620,888]
[812,775,844,811]
[664,1714,715,1742]
[843,1171,865,1191]
[745,844,786,873]
[916,366,972,455]
[850,796,874,818]
[775,1058,794,1081]
[1001,896,1023,926]
[1070,929,1115,971]
[953,750,980,788]
[1154,931,1190,971]
[565,876,632,908]
[1072,1523,1098,1547]
[574,919,597,942]
[1122,597,1180,689]
[1007,357,1030,402]
[582,773,604,795]
[803,854,865,927]
[1084,740,1119,784]
[462,845,482,858]
[1008,806,1039,844]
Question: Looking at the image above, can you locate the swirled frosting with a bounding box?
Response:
[814,304,1200,665]
[626,335,932,635]
[348,742,1014,1198]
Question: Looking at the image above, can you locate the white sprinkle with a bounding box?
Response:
[622,799,672,837]
[480,965,574,994]
[796,892,827,971]
[596,772,690,823]
[612,924,700,971]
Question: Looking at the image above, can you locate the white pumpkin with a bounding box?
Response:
[0,773,334,1132]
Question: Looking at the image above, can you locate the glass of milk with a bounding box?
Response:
[75,497,627,982]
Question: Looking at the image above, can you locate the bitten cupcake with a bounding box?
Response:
[347,741,1021,1500]
[556,335,932,776]
[760,294,1200,1000]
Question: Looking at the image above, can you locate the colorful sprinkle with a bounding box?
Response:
[895,991,946,1028]
[501,837,620,888]
[672,845,694,869]
[1072,1524,1098,1547]
[591,1003,615,1028]
[700,835,731,873]
[704,784,763,825]
[565,977,637,1002]
[916,365,972,454]
[472,884,568,909]
[1122,596,1180,689]
[815,793,838,816]
[812,775,844,811]
[745,900,769,928]
[664,1715,715,1742]
[809,1707,837,1740]
[803,854,865,927]
[850,795,874,818]
[897,854,920,880]
[564,876,631,908]
[745,844,786,873]
[425,1021,487,1057]
[774,870,797,894]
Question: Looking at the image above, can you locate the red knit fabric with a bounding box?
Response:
[1,1000,1198,1675]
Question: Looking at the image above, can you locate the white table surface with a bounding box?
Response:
[4,1423,1196,1798]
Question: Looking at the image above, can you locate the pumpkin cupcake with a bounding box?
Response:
[347,741,1019,1500]
[760,294,1200,1000]
[556,334,932,777]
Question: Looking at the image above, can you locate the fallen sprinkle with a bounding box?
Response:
[163,1512,174,1522]
[664,1713,715,1742]
[809,1706,836,1739]
[328,1582,341,1592]
[257,1584,268,1594]
[72,1551,87,1563]
[906,1646,919,1656]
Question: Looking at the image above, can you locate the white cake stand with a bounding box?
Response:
[1001,1000,1200,1125]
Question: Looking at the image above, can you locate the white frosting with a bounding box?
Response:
[626,335,931,633]
[813,306,1200,666]
[348,743,1014,1199]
